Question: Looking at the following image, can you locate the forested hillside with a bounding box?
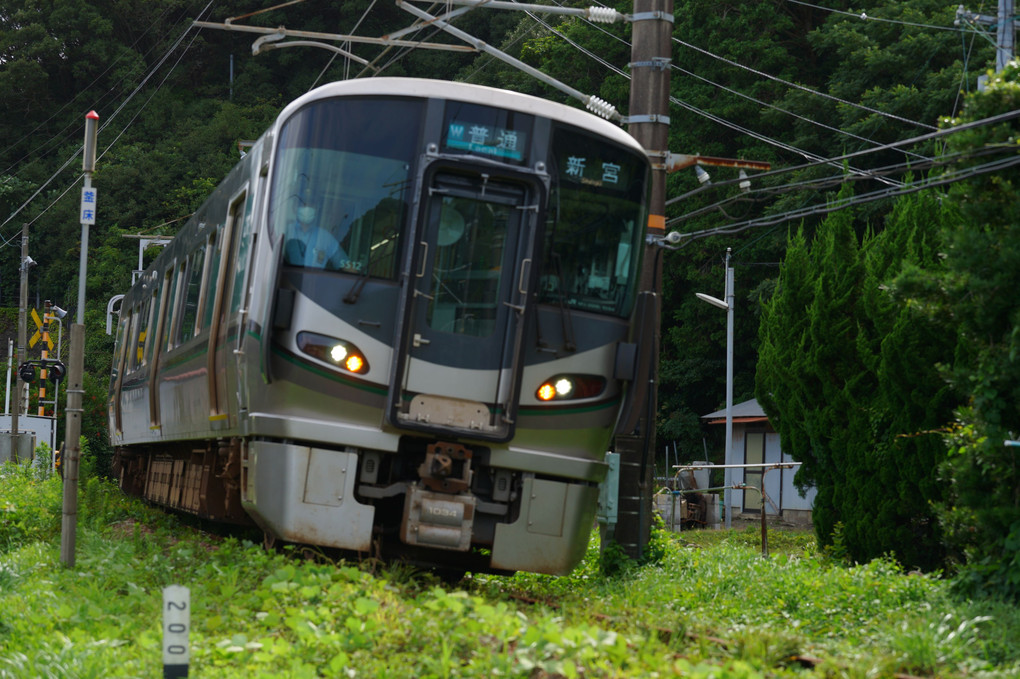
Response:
[3,1,1016,592]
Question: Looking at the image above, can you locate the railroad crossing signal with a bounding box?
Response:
[19,359,66,385]
[28,308,54,351]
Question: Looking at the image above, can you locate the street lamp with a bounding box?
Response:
[696,247,734,529]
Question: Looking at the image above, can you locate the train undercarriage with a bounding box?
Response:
[111,436,594,574]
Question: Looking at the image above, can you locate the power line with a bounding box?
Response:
[784,0,968,32]
[665,106,1020,218]
[310,0,381,87]
[0,1,207,178]
[667,143,1013,227]
[670,64,933,163]
[672,36,938,131]
[0,3,213,240]
[666,153,1020,246]
[525,1,929,174]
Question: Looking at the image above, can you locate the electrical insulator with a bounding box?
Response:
[586,7,620,23]
[586,96,618,120]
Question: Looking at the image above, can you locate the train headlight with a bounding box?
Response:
[535,374,606,401]
[297,332,370,375]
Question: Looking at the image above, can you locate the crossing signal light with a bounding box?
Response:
[17,360,66,384]
[48,362,66,384]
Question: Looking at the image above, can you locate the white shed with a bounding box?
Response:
[702,398,815,525]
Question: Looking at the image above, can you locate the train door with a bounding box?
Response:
[391,171,537,441]
[207,192,246,425]
[148,269,173,429]
[110,309,131,435]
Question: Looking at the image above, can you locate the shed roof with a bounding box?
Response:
[701,398,770,425]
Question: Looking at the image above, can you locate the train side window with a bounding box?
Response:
[165,261,185,351]
[142,287,161,366]
[177,247,205,344]
[202,228,222,332]
[111,311,130,384]
[125,303,142,373]
[228,193,251,314]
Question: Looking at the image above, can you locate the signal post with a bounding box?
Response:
[61,110,98,568]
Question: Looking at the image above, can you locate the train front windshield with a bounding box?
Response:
[268,95,647,318]
[268,97,422,277]
[541,125,647,317]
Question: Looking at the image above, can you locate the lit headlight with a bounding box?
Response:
[535,374,606,401]
[297,332,370,374]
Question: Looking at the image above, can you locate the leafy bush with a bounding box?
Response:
[0,462,62,552]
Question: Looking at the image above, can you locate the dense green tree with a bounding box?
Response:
[757,185,955,570]
[923,63,1020,598]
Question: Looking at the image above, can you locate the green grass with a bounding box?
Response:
[2,461,1018,677]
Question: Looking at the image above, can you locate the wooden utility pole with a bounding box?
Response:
[612,0,673,559]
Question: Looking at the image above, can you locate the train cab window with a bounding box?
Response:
[229,194,254,316]
[176,247,205,344]
[425,188,517,338]
[539,125,649,317]
[268,97,421,279]
[131,296,150,371]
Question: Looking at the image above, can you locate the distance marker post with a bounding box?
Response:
[162,585,190,678]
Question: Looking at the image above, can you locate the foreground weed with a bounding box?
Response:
[2,468,1020,677]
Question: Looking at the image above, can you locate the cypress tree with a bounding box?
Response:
[758,186,954,569]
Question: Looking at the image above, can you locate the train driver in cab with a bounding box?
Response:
[285,189,344,269]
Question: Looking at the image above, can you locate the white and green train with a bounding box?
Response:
[108,78,651,575]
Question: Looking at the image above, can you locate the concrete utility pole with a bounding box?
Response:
[956,0,1018,73]
[61,110,98,568]
[997,0,1016,71]
[612,0,673,559]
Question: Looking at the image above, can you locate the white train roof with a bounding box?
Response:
[279,77,645,155]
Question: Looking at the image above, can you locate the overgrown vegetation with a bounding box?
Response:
[756,62,1020,592]
[756,186,956,571]
[2,463,1019,677]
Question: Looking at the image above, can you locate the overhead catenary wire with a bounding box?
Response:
[524,0,917,181]
[309,0,380,87]
[6,0,1009,252]
[672,36,937,131]
[670,64,934,163]
[667,142,1015,227]
[551,0,935,163]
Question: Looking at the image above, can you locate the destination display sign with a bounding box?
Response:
[441,102,533,165]
[444,120,527,161]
